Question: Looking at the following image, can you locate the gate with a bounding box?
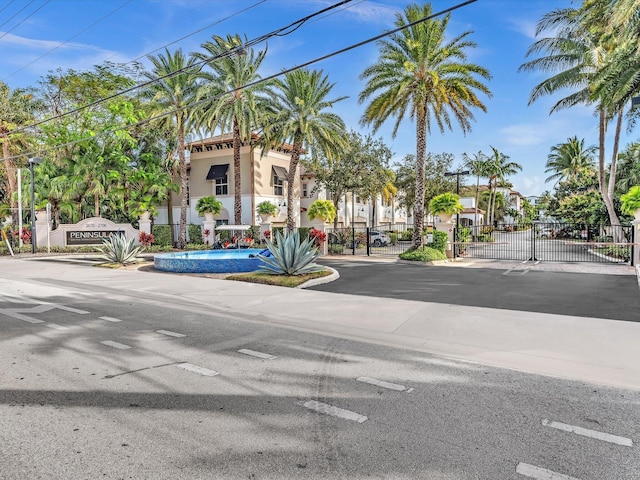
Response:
[457,223,633,265]
[326,224,414,256]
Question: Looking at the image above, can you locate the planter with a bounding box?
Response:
[634,209,640,221]
[139,210,151,221]
[259,214,272,222]
[204,212,215,221]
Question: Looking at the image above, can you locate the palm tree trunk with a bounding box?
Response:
[177,118,188,249]
[286,137,303,233]
[474,175,480,229]
[94,193,99,217]
[233,119,242,225]
[1,131,18,225]
[413,112,427,248]
[597,109,622,240]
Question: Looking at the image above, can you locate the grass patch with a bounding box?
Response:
[226,269,333,287]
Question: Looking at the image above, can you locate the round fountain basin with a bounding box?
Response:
[154,249,266,273]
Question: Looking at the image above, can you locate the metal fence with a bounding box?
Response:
[456,222,633,264]
[326,224,415,256]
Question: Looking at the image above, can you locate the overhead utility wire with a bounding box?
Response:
[0,0,36,30]
[7,0,353,136]
[2,0,134,82]
[0,0,52,42]
[102,0,267,66]
[0,1,17,16]
[4,0,476,163]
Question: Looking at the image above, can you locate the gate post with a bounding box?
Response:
[633,219,640,267]
[366,227,370,256]
[529,222,538,261]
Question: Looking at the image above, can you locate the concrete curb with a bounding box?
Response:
[297,266,340,289]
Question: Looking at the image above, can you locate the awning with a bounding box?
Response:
[215,225,252,231]
[272,165,288,182]
[206,164,229,180]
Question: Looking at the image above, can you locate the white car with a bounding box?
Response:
[369,231,390,247]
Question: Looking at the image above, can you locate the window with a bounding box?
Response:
[216,219,229,227]
[273,175,284,196]
[215,175,228,196]
[302,183,308,198]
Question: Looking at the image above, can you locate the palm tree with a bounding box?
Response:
[462,150,489,228]
[484,146,521,225]
[545,136,597,184]
[143,48,200,248]
[359,2,491,247]
[519,4,634,231]
[193,34,270,225]
[262,68,347,232]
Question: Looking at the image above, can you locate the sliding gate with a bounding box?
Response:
[458,223,633,264]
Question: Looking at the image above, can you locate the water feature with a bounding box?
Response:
[154,248,267,273]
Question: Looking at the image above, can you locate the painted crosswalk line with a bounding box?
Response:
[302,400,367,423]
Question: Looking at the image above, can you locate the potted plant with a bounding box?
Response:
[621,186,640,219]
[429,192,464,223]
[196,195,223,221]
[256,201,277,221]
[308,199,336,224]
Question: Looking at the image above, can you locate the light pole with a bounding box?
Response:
[445,169,469,256]
[28,157,43,253]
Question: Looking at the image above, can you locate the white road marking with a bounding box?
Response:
[45,323,68,330]
[0,302,89,323]
[238,348,277,359]
[100,340,132,350]
[156,329,186,338]
[1,311,45,323]
[99,316,122,323]
[516,462,580,480]
[542,419,633,447]
[175,363,219,377]
[356,376,413,392]
[302,400,368,423]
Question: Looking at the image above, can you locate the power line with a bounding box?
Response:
[0,1,17,16]
[2,0,134,82]
[6,0,353,136]
[0,0,35,30]
[2,0,477,164]
[0,0,52,42]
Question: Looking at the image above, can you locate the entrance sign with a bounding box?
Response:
[36,216,139,248]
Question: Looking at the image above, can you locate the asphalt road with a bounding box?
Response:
[1,283,639,480]
[313,259,640,322]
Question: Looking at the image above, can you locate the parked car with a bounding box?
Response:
[368,230,390,247]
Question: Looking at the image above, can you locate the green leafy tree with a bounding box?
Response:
[545,136,597,184]
[359,2,491,246]
[262,68,347,232]
[462,150,490,227]
[484,147,521,225]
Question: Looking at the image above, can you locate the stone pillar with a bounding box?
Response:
[633,218,640,269]
[35,210,51,250]
[260,221,272,244]
[203,220,216,246]
[313,222,328,256]
[435,220,455,259]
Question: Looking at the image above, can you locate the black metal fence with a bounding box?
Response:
[455,222,633,264]
[326,224,415,256]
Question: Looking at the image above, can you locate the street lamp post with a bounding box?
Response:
[444,169,470,257]
[28,157,43,254]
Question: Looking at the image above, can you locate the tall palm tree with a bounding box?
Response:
[484,146,521,225]
[144,48,200,248]
[359,2,491,247]
[519,4,634,231]
[462,150,489,227]
[545,136,597,184]
[193,34,270,225]
[262,68,347,232]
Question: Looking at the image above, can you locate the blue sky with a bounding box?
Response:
[1,0,635,197]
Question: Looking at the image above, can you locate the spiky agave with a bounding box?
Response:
[96,234,144,265]
[257,229,324,275]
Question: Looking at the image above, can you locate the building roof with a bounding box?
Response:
[188,133,299,154]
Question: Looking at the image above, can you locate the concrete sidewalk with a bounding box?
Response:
[2,256,640,391]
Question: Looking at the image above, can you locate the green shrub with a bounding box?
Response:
[298,227,311,240]
[400,228,413,241]
[328,244,344,255]
[152,224,172,247]
[188,224,203,244]
[389,232,398,245]
[427,230,447,253]
[184,243,210,250]
[247,225,260,240]
[399,246,446,262]
[96,234,143,265]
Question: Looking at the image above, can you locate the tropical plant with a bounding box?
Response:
[359,2,491,247]
[256,201,276,216]
[429,192,463,215]
[262,68,347,232]
[463,150,489,227]
[193,34,270,225]
[620,186,640,216]
[484,146,521,225]
[257,229,324,276]
[96,234,143,265]
[195,195,223,216]
[308,199,336,223]
[545,136,597,184]
[399,246,446,262]
[144,48,201,249]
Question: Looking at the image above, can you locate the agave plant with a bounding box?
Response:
[96,234,144,265]
[257,230,324,275]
